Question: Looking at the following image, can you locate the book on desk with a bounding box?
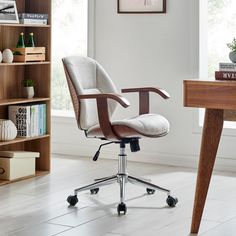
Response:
[215,62,236,80]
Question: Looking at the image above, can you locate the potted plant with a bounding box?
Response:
[22,79,35,99]
[227,38,236,63]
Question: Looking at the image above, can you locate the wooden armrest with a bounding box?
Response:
[78,93,130,140]
[121,87,170,115]
[78,93,130,108]
[121,87,170,99]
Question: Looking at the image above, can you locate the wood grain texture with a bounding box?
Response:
[122,87,170,115]
[224,110,236,121]
[191,109,224,234]
[184,80,236,109]
[79,94,130,140]
[0,0,51,184]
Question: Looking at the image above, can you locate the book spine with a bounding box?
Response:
[39,105,43,135]
[43,104,47,135]
[219,63,236,72]
[19,19,47,25]
[8,106,31,137]
[215,71,236,80]
[18,13,48,19]
[30,105,39,137]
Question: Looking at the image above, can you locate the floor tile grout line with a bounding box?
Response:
[52,214,110,236]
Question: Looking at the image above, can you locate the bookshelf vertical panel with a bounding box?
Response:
[25,65,50,98]
[1,27,23,50]
[0,107,8,119]
[26,1,52,25]
[0,143,25,152]
[0,67,24,99]
[15,0,26,13]
[25,137,50,171]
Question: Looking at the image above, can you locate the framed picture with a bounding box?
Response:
[0,0,19,23]
[118,0,166,14]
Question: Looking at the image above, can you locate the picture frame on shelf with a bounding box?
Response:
[118,0,166,14]
[0,0,19,24]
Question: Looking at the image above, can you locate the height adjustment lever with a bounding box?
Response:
[93,142,114,161]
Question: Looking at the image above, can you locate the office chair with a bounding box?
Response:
[62,56,178,215]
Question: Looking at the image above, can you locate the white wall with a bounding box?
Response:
[52,0,236,172]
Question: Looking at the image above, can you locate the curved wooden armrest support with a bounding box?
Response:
[79,93,130,140]
[78,93,130,108]
[121,87,170,115]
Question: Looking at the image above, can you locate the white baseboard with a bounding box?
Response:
[52,142,236,173]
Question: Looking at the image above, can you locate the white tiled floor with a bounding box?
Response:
[0,155,235,236]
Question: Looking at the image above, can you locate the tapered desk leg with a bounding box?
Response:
[191,109,224,234]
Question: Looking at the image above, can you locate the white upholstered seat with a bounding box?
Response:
[87,113,169,139]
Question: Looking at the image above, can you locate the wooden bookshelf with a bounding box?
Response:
[0,0,51,185]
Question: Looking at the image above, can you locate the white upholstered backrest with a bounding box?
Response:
[63,56,118,130]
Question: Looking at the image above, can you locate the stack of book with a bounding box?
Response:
[215,63,236,80]
[18,13,48,25]
[8,104,47,138]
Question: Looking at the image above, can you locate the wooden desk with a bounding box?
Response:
[184,80,236,234]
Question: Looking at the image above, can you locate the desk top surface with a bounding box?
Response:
[184,80,236,109]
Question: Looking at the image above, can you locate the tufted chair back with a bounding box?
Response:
[62,56,118,130]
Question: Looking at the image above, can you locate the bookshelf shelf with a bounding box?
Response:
[0,61,50,66]
[0,23,51,28]
[0,171,50,186]
[0,135,50,147]
[0,0,51,184]
[0,98,50,106]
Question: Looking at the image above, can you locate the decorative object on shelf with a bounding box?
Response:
[0,151,40,180]
[12,47,45,62]
[0,119,17,141]
[118,0,166,13]
[0,51,2,63]
[227,38,236,63]
[27,33,35,47]
[18,13,48,25]
[2,49,13,63]
[16,32,25,48]
[22,79,35,99]
[0,0,19,24]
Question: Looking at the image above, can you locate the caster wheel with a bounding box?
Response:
[90,188,99,194]
[166,195,178,207]
[67,195,78,206]
[117,203,127,215]
[146,188,155,195]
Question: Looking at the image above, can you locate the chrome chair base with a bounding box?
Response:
[67,144,178,215]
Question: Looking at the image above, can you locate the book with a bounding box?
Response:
[19,19,47,25]
[8,105,31,137]
[219,63,236,72]
[38,104,46,135]
[30,105,39,137]
[18,13,48,20]
[215,71,236,80]
[0,151,40,158]
[42,104,47,134]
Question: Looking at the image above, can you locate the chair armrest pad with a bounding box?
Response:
[78,93,130,108]
[121,87,170,99]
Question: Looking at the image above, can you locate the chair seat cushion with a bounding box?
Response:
[87,113,169,139]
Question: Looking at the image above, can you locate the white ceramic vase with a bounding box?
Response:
[0,51,2,63]
[0,119,17,141]
[24,86,35,99]
[229,51,236,63]
[2,49,14,63]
